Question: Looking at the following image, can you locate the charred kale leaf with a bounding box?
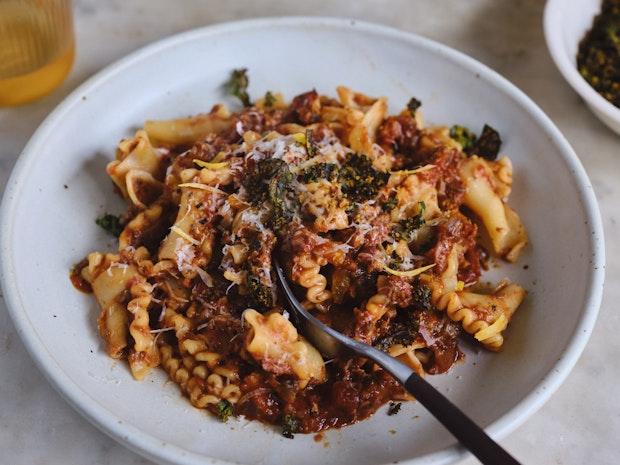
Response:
[338,153,389,202]
[225,68,252,107]
[264,91,276,107]
[387,402,402,416]
[243,158,288,201]
[449,124,502,160]
[305,128,318,157]
[471,124,502,160]
[243,158,297,233]
[95,213,123,237]
[407,97,422,116]
[281,414,300,439]
[267,167,295,232]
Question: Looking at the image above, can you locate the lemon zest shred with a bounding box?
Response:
[291,132,306,144]
[192,159,229,170]
[474,314,508,341]
[381,263,436,277]
[170,226,200,246]
[390,164,436,175]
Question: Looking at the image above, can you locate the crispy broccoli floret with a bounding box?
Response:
[225,68,251,107]
[300,162,337,183]
[264,91,276,107]
[393,202,425,241]
[449,125,477,151]
[338,153,389,202]
[95,213,123,237]
[281,415,300,439]
[407,97,422,116]
[215,399,234,422]
[412,284,432,311]
[471,124,502,160]
[247,275,273,309]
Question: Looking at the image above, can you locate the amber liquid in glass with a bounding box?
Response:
[0,0,74,106]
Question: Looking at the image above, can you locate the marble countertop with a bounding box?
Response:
[1,0,618,464]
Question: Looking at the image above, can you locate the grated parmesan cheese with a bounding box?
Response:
[170,225,200,246]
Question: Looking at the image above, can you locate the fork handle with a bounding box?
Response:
[403,372,520,465]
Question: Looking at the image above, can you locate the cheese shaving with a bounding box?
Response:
[193,159,229,170]
[455,280,465,291]
[381,263,436,277]
[474,314,508,341]
[170,225,200,246]
[149,327,174,334]
[177,183,227,195]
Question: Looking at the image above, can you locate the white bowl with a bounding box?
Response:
[544,0,620,134]
[0,17,605,465]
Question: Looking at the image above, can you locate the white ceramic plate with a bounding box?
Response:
[0,17,605,465]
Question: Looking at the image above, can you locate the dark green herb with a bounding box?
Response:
[95,213,123,237]
[247,275,273,309]
[243,158,287,202]
[381,193,398,212]
[345,202,360,221]
[338,153,389,202]
[242,158,297,232]
[393,202,426,241]
[387,402,402,416]
[264,91,276,107]
[449,125,477,151]
[300,163,337,183]
[577,0,620,108]
[471,124,502,160]
[225,68,251,107]
[281,415,300,439]
[305,128,317,157]
[407,97,422,116]
[215,399,234,422]
[412,284,432,311]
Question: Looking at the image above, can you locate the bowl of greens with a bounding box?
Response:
[545,0,620,134]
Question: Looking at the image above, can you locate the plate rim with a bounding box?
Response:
[0,16,606,465]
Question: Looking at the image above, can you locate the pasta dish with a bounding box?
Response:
[71,70,527,436]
